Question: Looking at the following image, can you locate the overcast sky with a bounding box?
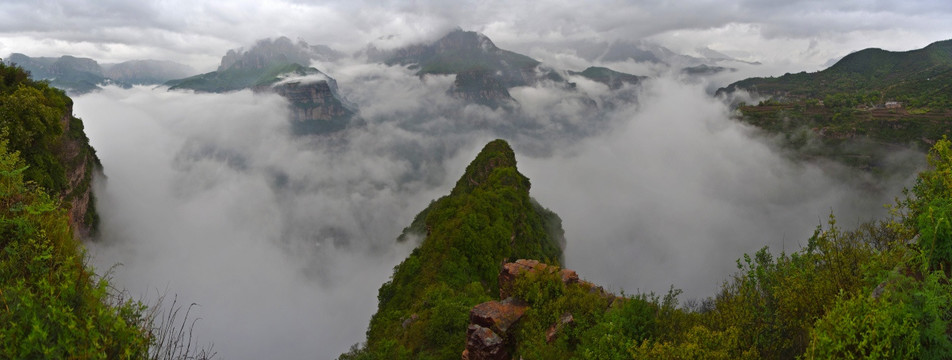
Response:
[2,0,951,72]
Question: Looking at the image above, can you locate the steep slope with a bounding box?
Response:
[0,62,102,237]
[0,61,154,358]
[341,139,564,359]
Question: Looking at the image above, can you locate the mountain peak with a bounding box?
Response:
[451,139,527,195]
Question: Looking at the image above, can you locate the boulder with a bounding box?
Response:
[464,324,509,360]
[470,297,528,335]
[499,259,579,299]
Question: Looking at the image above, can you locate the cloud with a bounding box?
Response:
[3,0,952,73]
[73,61,920,360]
[519,76,919,299]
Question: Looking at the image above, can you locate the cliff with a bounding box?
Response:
[269,79,354,134]
[58,101,103,238]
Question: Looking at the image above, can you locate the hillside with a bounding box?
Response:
[0,62,154,358]
[337,138,952,359]
[340,139,564,359]
[718,39,952,163]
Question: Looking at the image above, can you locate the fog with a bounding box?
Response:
[77,65,917,359]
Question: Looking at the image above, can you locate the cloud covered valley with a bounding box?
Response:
[76,63,918,359]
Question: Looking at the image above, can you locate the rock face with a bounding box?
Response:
[57,103,102,238]
[464,297,528,360]
[449,69,515,109]
[462,260,588,360]
[270,79,354,134]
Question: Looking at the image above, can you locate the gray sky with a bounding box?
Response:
[2,0,951,72]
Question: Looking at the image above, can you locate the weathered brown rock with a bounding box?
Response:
[499,259,579,299]
[464,324,509,360]
[470,297,528,336]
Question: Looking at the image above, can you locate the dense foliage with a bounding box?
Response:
[0,62,214,359]
[341,139,565,359]
[0,139,152,358]
[0,61,152,357]
[0,61,101,233]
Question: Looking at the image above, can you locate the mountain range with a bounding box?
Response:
[3,53,194,94]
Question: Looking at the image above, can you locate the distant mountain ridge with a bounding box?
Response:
[3,53,194,94]
[717,38,952,169]
[718,39,952,105]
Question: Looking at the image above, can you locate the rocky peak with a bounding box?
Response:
[219,36,313,71]
[451,139,527,195]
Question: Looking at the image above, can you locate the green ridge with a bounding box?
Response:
[342,139,564,359]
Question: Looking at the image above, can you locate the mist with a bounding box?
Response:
[76,66,918,359]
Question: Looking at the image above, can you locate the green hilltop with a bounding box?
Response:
[718,39,952,169]
[341,139,564,359]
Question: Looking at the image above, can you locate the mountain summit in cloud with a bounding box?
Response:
[166,36,354,134]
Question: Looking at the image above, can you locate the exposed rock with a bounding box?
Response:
[470,297,529,336]
[57,103,101,238]
[499,259,579,299]
[545,312,574,343]
[270,80,353,134]
[448,68,515,109]
[464,324,509,360]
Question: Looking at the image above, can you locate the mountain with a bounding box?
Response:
[719,39,952,105]
[717,39,952,167]
[5,53,107,94]
[0,61,161,357]
[4,53,194,94]
[341,139,564,359]
[166,37,354,134]
[569,66,645,90]
[101,59,194,85]
[379,29,641,109]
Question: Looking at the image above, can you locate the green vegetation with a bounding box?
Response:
[340,139,564,359]
[0,62,149,358]
[721,39,952,164]
[345,138,952,359]
[0,138,151,358]
[167,62,315,93]
[570,66,645,90]
[501,140,952,359]
[0,61,102,233]
[1,62,213,359]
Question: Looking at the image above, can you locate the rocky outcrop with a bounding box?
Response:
[449,69,516,109]
[498,259,579,299]
[269,79,354,134]
[463,297,528,360]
